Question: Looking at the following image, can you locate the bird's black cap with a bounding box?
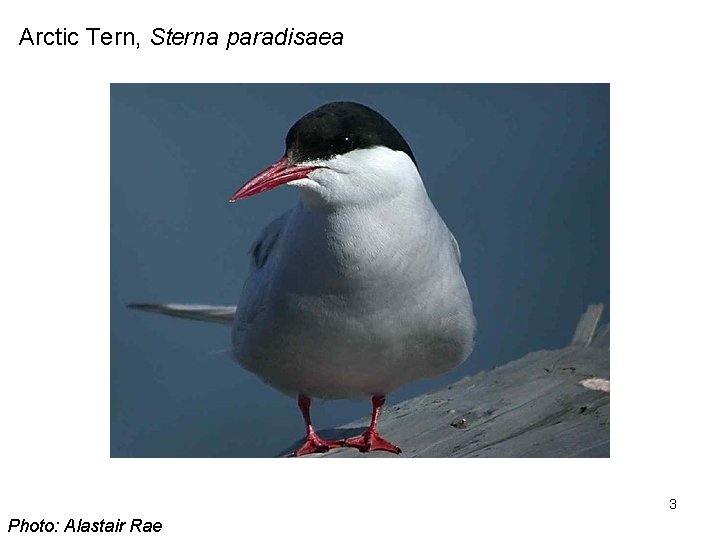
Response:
[285,102,417,166]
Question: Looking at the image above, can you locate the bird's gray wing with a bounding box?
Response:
[128,210,293,329]
[235,209,293,327]
[128,303,236,325]
[247,208,292,270]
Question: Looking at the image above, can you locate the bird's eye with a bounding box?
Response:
[334,134,355,152]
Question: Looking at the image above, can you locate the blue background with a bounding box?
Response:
[111,84,609,457]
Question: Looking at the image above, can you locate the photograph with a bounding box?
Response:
[111,83,609,458]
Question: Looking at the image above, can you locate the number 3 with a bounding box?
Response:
[670,499,676,509]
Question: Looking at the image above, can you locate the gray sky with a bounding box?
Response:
[111,84,609,457]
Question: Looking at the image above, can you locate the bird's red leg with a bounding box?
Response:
[292,394,344,457]
[343,395,402,454]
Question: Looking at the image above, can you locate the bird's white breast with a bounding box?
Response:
[232,151,475,399]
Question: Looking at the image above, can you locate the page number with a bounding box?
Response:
[670,499,676,509]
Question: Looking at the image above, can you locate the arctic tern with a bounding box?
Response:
[131,101,476,456]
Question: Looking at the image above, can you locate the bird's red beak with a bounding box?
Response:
[229,156,318,202]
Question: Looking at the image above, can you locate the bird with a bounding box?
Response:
[130,101,476,457]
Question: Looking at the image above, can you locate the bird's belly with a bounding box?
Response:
[232,281,475,399]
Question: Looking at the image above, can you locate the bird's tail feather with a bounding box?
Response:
[128,303,236,325]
